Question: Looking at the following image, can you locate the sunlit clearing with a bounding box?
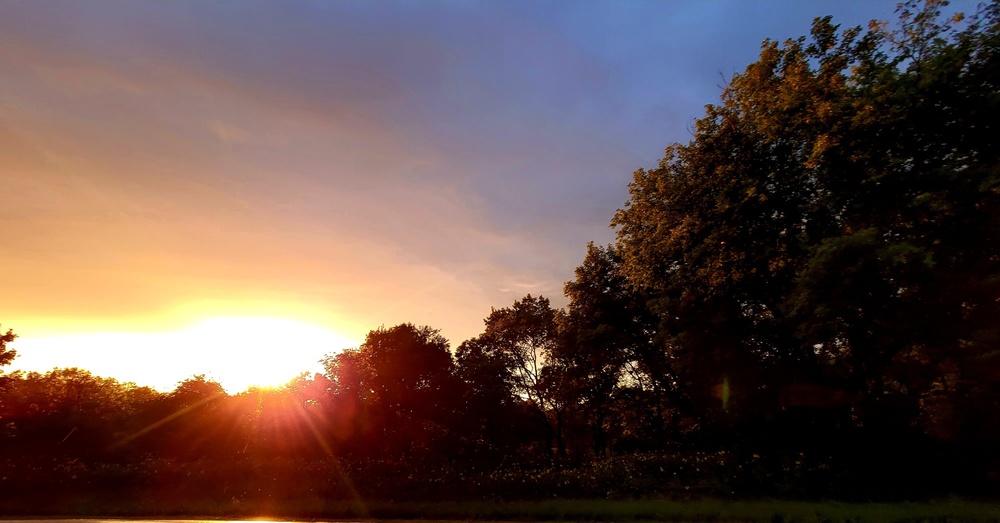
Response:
[9,317,358,393]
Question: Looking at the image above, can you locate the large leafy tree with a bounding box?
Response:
[322,323,459,458]
[557,242,676,454]
[454,334,539,456]
[460,295,569,454]
[612,0,1000,445]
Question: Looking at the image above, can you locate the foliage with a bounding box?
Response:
[459,295,568,454]
[321,323,461,459]
[557,242,685,455]
[2,0,999,507]
[0,326,16,368]
[611,0,1000,447]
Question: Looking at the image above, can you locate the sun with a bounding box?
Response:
[9,316,359,394]
[179,316,357,392]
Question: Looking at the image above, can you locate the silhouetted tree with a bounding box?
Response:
[463,295,569,454]
[0,326,15,368]
[557,243,680,455]
[0,368,157,458]
[611,0,1000,477]
[455,336,536,457]
[322,324,460,460]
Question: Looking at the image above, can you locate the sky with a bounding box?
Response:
[0,0,971,392]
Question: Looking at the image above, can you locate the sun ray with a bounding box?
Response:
[107,391,224,450]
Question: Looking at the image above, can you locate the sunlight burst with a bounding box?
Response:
[184,316,353,390]
[10,317,358,393]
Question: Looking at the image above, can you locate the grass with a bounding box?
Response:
[9,498,998,523]
[348,499,1000,522]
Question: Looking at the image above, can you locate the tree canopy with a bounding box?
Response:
[612,0,1000,440]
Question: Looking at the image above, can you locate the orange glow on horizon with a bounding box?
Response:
[7,315,360,393]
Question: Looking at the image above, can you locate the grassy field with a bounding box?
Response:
[313,499,1000,523]
[6,498,1000,523]
[361,499,1000,523]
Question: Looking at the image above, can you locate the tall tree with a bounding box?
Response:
[612,0,1000,447]
[557,243,674,454]
[463,295,568,454]
[322,324,459,459]
[455,335,535,456]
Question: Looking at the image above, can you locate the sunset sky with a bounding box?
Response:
[1,1,964,392]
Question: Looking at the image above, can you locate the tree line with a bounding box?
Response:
[1,0,998,505]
